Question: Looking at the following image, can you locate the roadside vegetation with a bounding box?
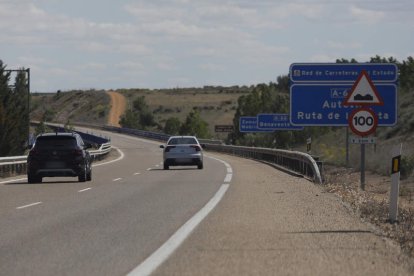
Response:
[0,60,29,156]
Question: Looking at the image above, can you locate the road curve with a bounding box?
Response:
[0,129,229,276]
[0,128,412,275]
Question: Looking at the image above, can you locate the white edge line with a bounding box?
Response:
[134,173,141,175]
[0,178,27,185]
[78,188,92,193]
[93,147,124,167]
[224,173,232,183]
[16,202,42,209]
[127,183,230,276]
[113,178,122,182]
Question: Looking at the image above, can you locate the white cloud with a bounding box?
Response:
[1,0,413,91]
[79,63,107,71]
[199,63,226,72]
[349,5,386,24]
[326,41,362,50]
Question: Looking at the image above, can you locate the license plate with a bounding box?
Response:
[46,161,65,169]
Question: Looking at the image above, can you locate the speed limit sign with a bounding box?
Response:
[349,108,378,136]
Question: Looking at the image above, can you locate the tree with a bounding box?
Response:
[400,56,414,91]
[119,96,155,130]
[0,60,12,156]
[0,64,30,155]
[8,69,29,154]
[119,109,140,129]
[180,109,210,138]
[164,117,181,135]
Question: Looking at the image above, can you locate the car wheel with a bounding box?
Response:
[28,174,41,183]
[86,169,92,181]
[78,165,87,182]
[163,163,169,170]
[198,162,203,170]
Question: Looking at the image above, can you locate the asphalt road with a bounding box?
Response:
[0,131,228,276]
[0,129,412,275]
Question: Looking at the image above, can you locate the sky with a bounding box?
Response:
[1,0,413,92]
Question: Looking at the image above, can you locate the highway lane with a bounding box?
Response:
[0,131,229,276]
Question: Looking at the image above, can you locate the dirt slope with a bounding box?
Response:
[106,91,126,127]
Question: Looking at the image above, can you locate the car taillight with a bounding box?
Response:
[72,149,83,156]
[191,145,201,151]
[28,149,39,157]
[165,146,176,152]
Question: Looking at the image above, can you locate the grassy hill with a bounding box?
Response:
[30,86,251,138]
[31,90,110,125]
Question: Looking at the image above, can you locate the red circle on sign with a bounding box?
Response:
[349,108,378,137]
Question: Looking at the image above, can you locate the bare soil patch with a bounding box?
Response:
[323,165,414,262]
[107,91,126,127]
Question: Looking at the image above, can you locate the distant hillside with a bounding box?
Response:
[30,90,110,125]
[30,86,252,138]
[116,86,251,136]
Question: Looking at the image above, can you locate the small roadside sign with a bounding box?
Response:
[306,137,312,153]
[343,70,384,106]
[349,136,376,144]
[215,125,234,133]
[239,117,272,133]
[349,108,378,136]
[257,114,303,131]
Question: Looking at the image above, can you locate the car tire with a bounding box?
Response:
[86,169,92,181]
[198,162,203,170]
[28,174,41,183]
[78,165,87,182]
[163,163,169,170]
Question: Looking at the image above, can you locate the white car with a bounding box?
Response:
[160,136,204,170]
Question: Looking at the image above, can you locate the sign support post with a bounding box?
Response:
[361,144,365,190]
[389,144,402,223]
[346,127,349,167]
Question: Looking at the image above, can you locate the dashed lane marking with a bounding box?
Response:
[16,202,42,210]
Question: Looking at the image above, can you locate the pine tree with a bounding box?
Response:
[0,61,13,156]
[0,62,29,156]
[10,69,29,154]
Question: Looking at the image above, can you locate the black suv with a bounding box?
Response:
[27,132,92,183]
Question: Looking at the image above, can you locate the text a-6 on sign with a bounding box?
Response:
[289,84,397,126]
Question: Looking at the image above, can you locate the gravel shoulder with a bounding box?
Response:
[154,154,413,275]
[324,165,414,265]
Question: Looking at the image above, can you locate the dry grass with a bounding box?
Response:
[324,165,414,262]
[116,88,248,136]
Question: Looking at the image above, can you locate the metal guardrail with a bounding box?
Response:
[204,144,322,184]
[1,122,322,184]
[99,125,322,184]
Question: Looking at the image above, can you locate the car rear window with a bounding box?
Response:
[168,137,198,145]
[35,136,78,149]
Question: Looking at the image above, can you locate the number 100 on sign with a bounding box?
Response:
[349,108,378,136]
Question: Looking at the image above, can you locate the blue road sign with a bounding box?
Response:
[290,63,398,83]
[290,84,397,126]
[239,117,272,133]
[257,114,304,131]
